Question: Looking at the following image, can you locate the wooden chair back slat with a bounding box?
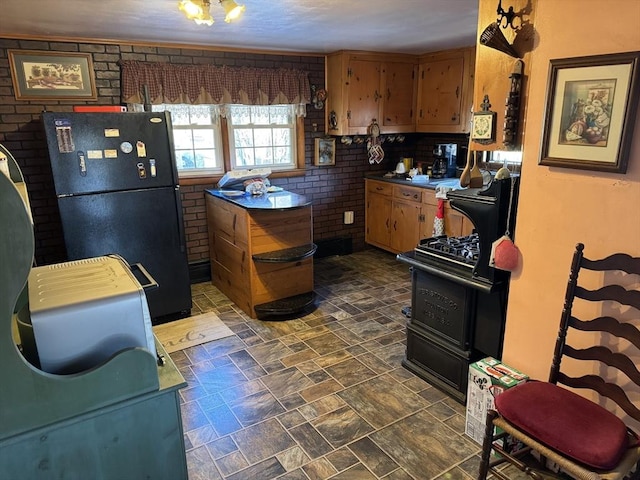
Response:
[569,315,640,348]
[557,372,640,422]
[575,285,640,310]
[564,344,640,384]
[581,253,640,275]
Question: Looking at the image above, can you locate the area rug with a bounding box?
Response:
[153,312,235,353]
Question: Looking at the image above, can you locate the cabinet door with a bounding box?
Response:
[366,192,392,248]
[390,200,422,253]
[444,204,475,237]
[421,201,438,239]
[381,61,416,132]
[422,189,474,239]
[461,216,475,236]
[347,59,382,133]
[417,56,465,129]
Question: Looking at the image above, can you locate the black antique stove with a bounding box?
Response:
[397,176,519,403]
[415,233,480,268]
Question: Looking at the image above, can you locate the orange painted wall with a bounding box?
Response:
[500,0,640,424]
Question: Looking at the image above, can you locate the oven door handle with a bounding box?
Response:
[130,262,159,291]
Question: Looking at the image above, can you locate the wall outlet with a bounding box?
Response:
[343,211,354,224]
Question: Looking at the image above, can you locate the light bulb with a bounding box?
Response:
[179,0,203,18]
[222,0,246,23]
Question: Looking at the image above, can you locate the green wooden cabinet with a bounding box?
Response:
[0,149,188,479]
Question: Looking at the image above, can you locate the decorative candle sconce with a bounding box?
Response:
[503,59,524,149]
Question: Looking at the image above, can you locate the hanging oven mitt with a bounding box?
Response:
[489,235,520,271]
[489,177,520,271]
[433,186,448,236]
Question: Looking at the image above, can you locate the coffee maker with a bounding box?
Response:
[432,143,457,178]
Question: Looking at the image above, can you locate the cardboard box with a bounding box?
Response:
[465,357,528,444]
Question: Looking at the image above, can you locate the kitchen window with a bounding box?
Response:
[154,104,224,176]
[150,104,303,178]
[228,105,296,171]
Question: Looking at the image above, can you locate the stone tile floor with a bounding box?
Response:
[172,248,489,480]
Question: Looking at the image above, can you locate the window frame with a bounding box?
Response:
[226,105,298,172]
[172,117,225,178]
[179,115,306,185]
[142,103,307,184]
[145,104,306,184]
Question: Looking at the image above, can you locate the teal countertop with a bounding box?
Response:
[206,189,311,210]
[364,173,466,190]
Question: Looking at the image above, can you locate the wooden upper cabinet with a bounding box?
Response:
[381,61,416,130]
[347,58,382,133]
[416,47,475,134]
[326,51,417,136]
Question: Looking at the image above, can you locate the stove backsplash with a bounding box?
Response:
[421,176,520,285]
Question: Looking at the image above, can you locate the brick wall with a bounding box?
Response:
[0,37,468,269]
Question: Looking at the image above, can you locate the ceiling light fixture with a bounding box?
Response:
[221,0,246,23]
[178,0,245,26]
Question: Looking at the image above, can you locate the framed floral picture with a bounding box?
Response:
[314,137,336,166]
[8,50,98,101]
[471,94,497,145]
[471,111,496,144]
[539,51,639,173]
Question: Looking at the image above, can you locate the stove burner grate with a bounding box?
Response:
[415,233,480,267]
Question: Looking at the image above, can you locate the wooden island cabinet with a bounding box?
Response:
[365,178,473,254]
[205,190,316,319]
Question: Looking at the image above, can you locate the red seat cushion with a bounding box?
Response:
[495,381,629,470]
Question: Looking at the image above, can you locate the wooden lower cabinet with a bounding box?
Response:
[422,188,475,238]
[365,184,393,248]
[206,192,315,319]
[365,179,473,254]
[390,199,422,253]
[366,179,423,253]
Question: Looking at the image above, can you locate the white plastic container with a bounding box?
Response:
[27,255,156,374]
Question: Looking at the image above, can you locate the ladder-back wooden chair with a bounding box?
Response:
[478,243,640,480]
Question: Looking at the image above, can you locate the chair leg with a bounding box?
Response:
[478,409,499,480]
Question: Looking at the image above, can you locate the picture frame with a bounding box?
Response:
[314,137,336,166]
[539,51,640,173]
[8,50,98,101]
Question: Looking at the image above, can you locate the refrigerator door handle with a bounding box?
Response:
[174,187,187,253]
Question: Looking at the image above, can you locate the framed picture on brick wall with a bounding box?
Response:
[314,137,335,166]
[8,50,98,101]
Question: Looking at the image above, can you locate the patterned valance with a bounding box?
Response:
[120,60,311,106]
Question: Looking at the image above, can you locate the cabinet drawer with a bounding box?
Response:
[422,189,437,206]
[393,185,422,202]
[367,181,393,196]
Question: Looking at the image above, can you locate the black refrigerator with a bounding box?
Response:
[42,111,191,323]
